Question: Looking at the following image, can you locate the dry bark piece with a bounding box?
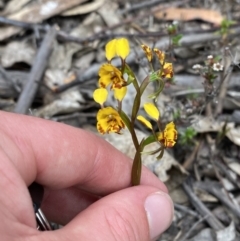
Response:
[0,0,88,41]
[154,7,224,25]
[35,88,85,118]
[61,0,105,16]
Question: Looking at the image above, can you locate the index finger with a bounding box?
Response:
[0,111,167,194]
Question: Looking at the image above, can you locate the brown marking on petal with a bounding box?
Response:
[99,83,106,88]
[97,123,106,134]
[120,120,125,128]
[153,48,165,63]
[162,66,173,78]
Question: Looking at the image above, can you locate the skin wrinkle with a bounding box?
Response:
[80,138,131,195]
[0,148,35,227]
[77,137,119,195]
[0,120,37,185]
[102,201,145,241]
[10,134,37,185]
[112,209,136,241]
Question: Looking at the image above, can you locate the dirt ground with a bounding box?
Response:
[0,0,240,240]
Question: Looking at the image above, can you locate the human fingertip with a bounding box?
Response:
[144,191,174,240]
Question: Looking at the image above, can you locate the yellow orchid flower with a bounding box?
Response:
[153,48,165,65]
[105,38,130,61]
[114,86,127,101]
[143,103,160,121]
[141,44,153,62]
[97,107,125,134]
[99,63,126,89]
[137,115,152,130]
[158,122,177,148]
[93,88,108,105]
[162,63,173,79]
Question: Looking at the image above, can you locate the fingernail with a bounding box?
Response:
[144,192,174,240]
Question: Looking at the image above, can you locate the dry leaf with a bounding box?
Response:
[188,228,215,241]
[191,116,240,146]
[98,1,121,26]
[4,0,31,15]
[154,7,224,25]
[0,0,88,41]
[195,188,218,202]
[216,222,236,241]
[1,41,35,67]
[61,0,105,16]
[35,88,84,117]
[228,162,240,176]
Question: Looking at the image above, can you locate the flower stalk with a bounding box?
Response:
[93,39,177,186]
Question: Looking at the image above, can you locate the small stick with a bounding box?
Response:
[214,48,234,116]
[196,181,240,219]
[178,214,210,241]
[182,141,201,169]
[174,203,199,217]
[214,159,240,189]
[0,16,46,31]
[14,27,57,114]
[183,181,224,230]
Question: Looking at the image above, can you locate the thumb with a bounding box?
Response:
[39,186,173,241]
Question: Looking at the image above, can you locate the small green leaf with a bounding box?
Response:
[149,71,159,82]
[142,135,157,147]
[172,34,182,46]
[156,149,164,160]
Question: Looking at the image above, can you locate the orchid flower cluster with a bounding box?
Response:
[93,38,177,186]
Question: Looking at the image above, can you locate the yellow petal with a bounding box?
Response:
[98,63,126,89]
[114,87,127,101]
[97,107,125,134]
[105,39,117,61]
[93,88,108,105]
[143,103,160,120]
[116,38,130,60]
[158,122,177,148]
[153,48,165,65]
[99,75,112,88]
[141,44,153,62]
[162,62,173,78]
[137,115,152,130]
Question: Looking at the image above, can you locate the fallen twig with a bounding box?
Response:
[14,27,57,114]
[196,181,240,219]
[183,180,224,230]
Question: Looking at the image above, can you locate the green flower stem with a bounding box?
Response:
[157,119,162,132]
[131,76,150,122]
[139,76,150,96]
[121,58,125,74]
[118,100,122,112]
[131,139,145,186]
[119,110,139,150]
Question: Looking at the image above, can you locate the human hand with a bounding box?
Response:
[0,111,173,241]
